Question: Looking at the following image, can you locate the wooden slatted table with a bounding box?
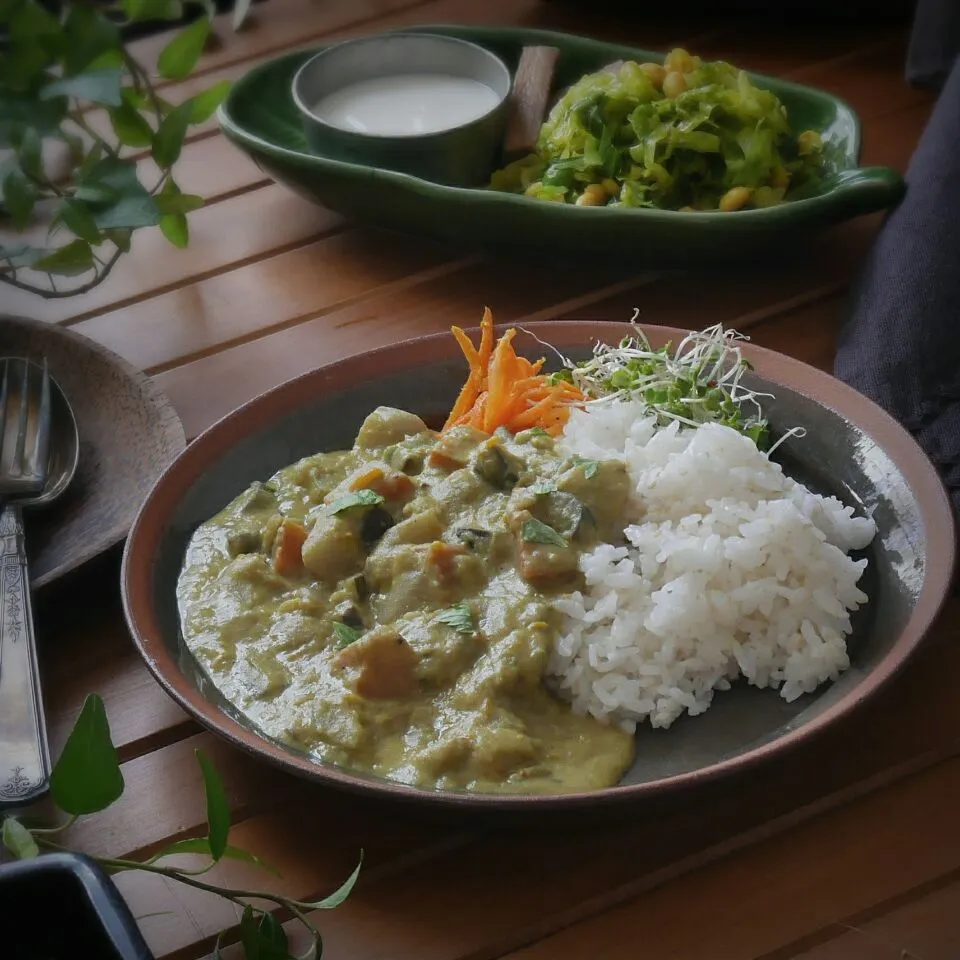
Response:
[12,2,960,957]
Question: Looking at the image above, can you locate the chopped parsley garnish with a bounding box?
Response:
[434,602,475,635]
[582,460,599,479]
[521,517,567,547]
[332,622,361,647]
[327,489,385,514]
[530,480,558,495]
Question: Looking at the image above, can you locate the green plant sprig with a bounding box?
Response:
[0,0,248,298]
[1,694,360,960]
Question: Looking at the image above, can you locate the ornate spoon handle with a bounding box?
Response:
[0,502,51,808]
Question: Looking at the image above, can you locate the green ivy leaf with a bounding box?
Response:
[9,0,62,44]
[16,126,42,179]
[188,80,232,124]
[195,749,230,861]
[34,238,95,276]
[103,227,133,252]
[240,906,290,960]
[299,854,363,909]
[157,17,211,81]
[146,837,280,875]
[155,177,204,216]
[79,157,160,229]
[76,141,104,182]
[40,67,124,107]
[156,192,203,215]
[2,818,39,860]
[74,181,118,205]
[0,43,53,94]
[152,101,191,168]
[122,0,184,22]
[2,167,37,230]
[239,906,261,960]
[86,48,125,70]
[0,243,46,267]
[120,86,147,111]
[109,103,154,147]
[58,198,102,244]
[159,211,188,247]
[0,93,67,146]
[49,693,124,815]
[257,911,290,960]
[62,6,122,75]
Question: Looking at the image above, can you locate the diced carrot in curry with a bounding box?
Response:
[426,449,465,471]
[337,626,419,700]
[372,471,414,500]
[427,540,466,581]
[349,467,385,491]
[349,466,415,501]
[272,520,307,575]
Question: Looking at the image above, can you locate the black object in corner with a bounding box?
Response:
[0,851,155,960]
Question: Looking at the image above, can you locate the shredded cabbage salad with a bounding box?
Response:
[490,48,825,212]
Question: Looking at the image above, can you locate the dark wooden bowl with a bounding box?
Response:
[121,321,956,817]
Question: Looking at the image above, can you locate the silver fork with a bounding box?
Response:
[0,358,51,498]
[0,358,53,808]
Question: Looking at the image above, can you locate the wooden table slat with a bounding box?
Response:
[496,759,960,960]
[788,878,960,960]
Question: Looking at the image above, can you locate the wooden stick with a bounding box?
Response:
[501,45,560,161]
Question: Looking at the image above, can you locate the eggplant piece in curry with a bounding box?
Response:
[177,406,636,794]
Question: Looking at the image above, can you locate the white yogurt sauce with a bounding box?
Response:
[312,73,500,137]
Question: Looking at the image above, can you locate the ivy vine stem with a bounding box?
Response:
[0,0,240,298]
[35,836,325,944]
[1,696,358,960]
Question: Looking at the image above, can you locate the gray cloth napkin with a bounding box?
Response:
[906,0,960,89]
[834,4,960,517]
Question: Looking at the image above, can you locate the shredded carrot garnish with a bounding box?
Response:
[441,307,583,437]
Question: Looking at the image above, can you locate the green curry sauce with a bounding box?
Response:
[177,406,636,794]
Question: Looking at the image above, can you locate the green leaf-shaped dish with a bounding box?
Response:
[218,24,906,267]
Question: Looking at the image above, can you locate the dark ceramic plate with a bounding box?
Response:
[121,321,955,814]
[2,315,186,590]
[217,25,906,268]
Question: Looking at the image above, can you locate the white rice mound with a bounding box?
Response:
[549,400,878,734]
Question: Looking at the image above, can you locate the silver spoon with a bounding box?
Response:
[0,360,79,808]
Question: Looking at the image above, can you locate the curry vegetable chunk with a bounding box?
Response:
[177,406,636,794]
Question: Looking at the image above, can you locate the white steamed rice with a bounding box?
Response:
[548,400,878,733]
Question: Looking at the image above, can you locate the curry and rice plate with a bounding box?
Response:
[176,314,876,794]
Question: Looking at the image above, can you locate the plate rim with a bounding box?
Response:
[121,320,957,812]
[1,313,187,590]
